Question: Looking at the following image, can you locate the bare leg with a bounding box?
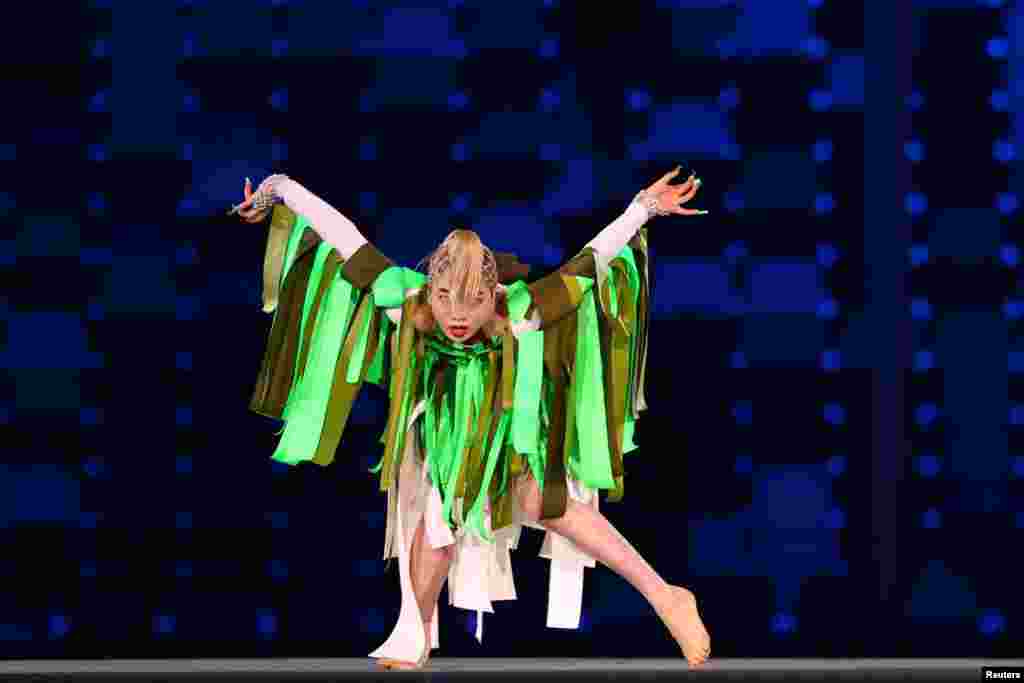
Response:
[515,474,711,666]
[410,517,454,626]
[378,518,453,671]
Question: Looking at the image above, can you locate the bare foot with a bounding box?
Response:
[376,657,423,671]
[652,585,711,666]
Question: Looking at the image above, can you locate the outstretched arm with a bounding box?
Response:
[583,167,704,265]
[513,197,656,332]
[523,167,705,331]
[236,175,407,324]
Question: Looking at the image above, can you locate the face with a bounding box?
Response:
[428,270,496,342]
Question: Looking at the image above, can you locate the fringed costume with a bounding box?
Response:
[247,175,655,663]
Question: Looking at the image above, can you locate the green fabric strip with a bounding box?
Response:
[623,415,637,454]
[261,206,296,314]
[346,290,376,383]
[313,295,383,466]
[293,257,340,388]
[249,244,317,420]
[464,410,512,542]
[570,290,615,490]
[504,280,532,321]
[440,349,484,526]
[371,266,427,308]
[629,227,651,418]
[462,352,499,516]
[372,299,418,486]
[287,242,333,395]
[365,317,392,386]
[272,270,357,465]
[280,213,310,288]
[614,247,642,418]
[511,330,543,456]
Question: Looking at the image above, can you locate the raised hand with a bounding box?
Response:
[643,166,707,216]
[229,177,273,224]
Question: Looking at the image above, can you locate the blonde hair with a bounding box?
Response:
[411,229,507,336]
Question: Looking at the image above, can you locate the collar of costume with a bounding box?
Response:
[423,328,500,363]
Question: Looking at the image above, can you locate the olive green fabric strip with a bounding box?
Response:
[261,204,297,314]
[558,247,597,279]
[341,241,397,290]
[493,251,532,284]
[462,351,499,514]
[271,269,358,465]
[294,253,341,387]
[629,228,651,417]
[570,289,615,491]
[377,298,418,490]
[249,242,320,419]
[527,273,578,330]
[501,325,515,410]
[312,292,383,466]
[364,316,392,386]
[539,312,572,521]
[463,411,511,541]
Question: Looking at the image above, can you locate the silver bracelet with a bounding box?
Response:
[251,173,288,212]
[633,190,669,218]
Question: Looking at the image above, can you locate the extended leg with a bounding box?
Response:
[515,474,711,666]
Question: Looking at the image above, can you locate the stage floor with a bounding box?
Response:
[1,658,1022,680]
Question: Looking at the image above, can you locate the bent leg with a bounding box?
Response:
[514,473,711,666]
[513,472,667,603]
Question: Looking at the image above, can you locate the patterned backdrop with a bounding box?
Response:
[3,0,1020,659]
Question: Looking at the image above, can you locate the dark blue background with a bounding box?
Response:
[2,0,1021,660]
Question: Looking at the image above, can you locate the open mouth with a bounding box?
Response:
[447,325,469,339]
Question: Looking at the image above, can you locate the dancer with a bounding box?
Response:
[234,167,711,669]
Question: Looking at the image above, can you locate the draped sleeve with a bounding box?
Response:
[505,198,653,514]
[248,203,424,467]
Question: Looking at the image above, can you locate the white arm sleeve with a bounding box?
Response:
[271,176,369,261]
[582,198,651,264]
[515,196,651,333]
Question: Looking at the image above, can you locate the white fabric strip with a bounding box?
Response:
[371,408,600,662]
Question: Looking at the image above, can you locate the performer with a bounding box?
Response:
[233,167,711,669]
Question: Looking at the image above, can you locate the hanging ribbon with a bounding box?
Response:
[464,411,512,542]
[272,266,357,465]
[373,298,419,488]
[569,289,615,491]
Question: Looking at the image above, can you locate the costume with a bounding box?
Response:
[247,175,655,663]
